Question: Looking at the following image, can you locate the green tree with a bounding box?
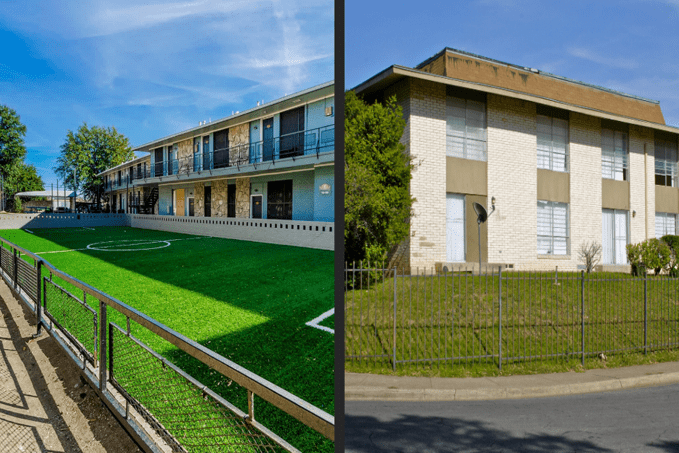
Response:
[55,123,133,206]
[0,105,27,168]
[344,91,414,265]
[4,162,44,211]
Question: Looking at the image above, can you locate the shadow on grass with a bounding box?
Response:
[345,414,613,453]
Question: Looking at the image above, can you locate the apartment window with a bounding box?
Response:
[655,138,678,187]
[537,201,569,255]
[267,180,293,220]
[656,212,677,238]
[280,107,305,158]
[602,209,629,264]
[537,115,568,172]
[601,128,628,181]
[446,95,487,161]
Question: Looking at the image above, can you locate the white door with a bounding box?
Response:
[446,194,465,262]
[602,209,628,264]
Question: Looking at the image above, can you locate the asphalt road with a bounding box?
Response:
[345,384,679,452]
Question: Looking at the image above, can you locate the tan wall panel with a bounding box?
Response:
[537,169,569,203]
[601,179,630,210]
[175,189,185,216]
[655,185,679,214]
[446,157,487,195]
[465,195,488,264]
[442,51,664,124]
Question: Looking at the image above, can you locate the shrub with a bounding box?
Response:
[627,239,672,276]
[661,235,679,277]
[578,241,602,273]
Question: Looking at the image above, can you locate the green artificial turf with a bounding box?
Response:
[0,227,334,452]
[319,314,334,330]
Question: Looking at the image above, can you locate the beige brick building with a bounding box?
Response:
[354,48,679,272]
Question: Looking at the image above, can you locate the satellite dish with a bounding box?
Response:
[473,202,488,223]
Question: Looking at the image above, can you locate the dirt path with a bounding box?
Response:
[0,280,143,453]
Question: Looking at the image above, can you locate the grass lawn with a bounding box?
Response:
[1,227,334,452]
[319,314,334,330]
[346,270,679,378]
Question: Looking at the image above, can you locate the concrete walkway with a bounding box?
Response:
[346,361,679,401]
[0,279,142,453]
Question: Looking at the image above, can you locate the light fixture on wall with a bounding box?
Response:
[319,183,331,195]
[633,210,637,218]
[491,196,496,206]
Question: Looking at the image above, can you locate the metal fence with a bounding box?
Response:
[345,265,679,371]
[0,240,333,452]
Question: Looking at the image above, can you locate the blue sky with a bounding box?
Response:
[0,0,333,189]
[346,0,679,124]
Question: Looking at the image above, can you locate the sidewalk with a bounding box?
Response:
[0,279,142,453]
[346,361,679,401]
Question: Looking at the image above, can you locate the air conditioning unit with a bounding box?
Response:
[325,106,333,116]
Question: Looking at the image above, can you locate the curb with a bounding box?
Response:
[345,371,679,401]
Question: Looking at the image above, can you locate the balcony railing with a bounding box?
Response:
[151,125,334,178]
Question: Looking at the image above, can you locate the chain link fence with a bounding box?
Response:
[0,237,332,452]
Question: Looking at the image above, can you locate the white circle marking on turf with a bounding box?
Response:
[86,239,172,252]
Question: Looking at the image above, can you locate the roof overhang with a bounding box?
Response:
[132,81,334,153]
[97,153,150,177]
[353,66,679,136]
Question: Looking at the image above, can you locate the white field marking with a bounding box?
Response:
[83,227,95,231]
[35,236,208,254]
[305,308,334,334]
[23,229,33,234]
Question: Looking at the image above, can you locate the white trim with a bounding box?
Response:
[305,308,334,334]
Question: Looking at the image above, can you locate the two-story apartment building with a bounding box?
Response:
[353,48,679,272]
[99,82,334,228]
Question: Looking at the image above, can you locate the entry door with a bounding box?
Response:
[446,193,465,262]
[204,186,211,217]
[251,195,262,219]
[602,209,628,264]
[262,118,274,161]
[188,198,194,217]
[175,189,185,216]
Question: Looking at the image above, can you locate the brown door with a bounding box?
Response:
[175,189,185,216]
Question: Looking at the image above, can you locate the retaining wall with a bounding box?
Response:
[0,213,129,230]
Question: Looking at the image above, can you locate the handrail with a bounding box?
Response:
[0,235,334,441]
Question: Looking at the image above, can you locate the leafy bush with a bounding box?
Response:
[627,239,672,276]
[661,235,679,277]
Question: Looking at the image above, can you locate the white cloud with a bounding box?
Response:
[567,47,638,70]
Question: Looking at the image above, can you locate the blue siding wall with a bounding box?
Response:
[251,171,315,221]
[158,186,173,215]
[313,165,334,222]
[249,120,260,144]
[306,97,334,130]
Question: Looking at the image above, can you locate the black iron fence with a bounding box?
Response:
[345,265,679,371]
[0,239,333,452]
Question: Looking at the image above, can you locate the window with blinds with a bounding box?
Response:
[601,129,628,180]
[655,139,678,187]
[537,200,569,255]
[446,96,487,161]
[537,115,568,172]
[656,212,677,238]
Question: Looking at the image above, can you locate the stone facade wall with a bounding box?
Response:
[236,177,250,218]
[487,94,538,269]
[212,180,229,217]
[194,183,205,217]
[177,138,193,173]
[230,124,249,166]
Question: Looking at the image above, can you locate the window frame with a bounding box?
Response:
[601,128,629,181]
[446,95,487,162]
[655,139,678,187]
[537,114,569,172]
[537,200,569,256]
[655,212,678,238]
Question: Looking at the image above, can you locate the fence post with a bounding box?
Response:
[12,248,17,288]
[644,272,648,355]
[34,260,42,337]
[498,265,502,371]
[393,267,397,372]
[99,300,107,391]
[581,270,585,367]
